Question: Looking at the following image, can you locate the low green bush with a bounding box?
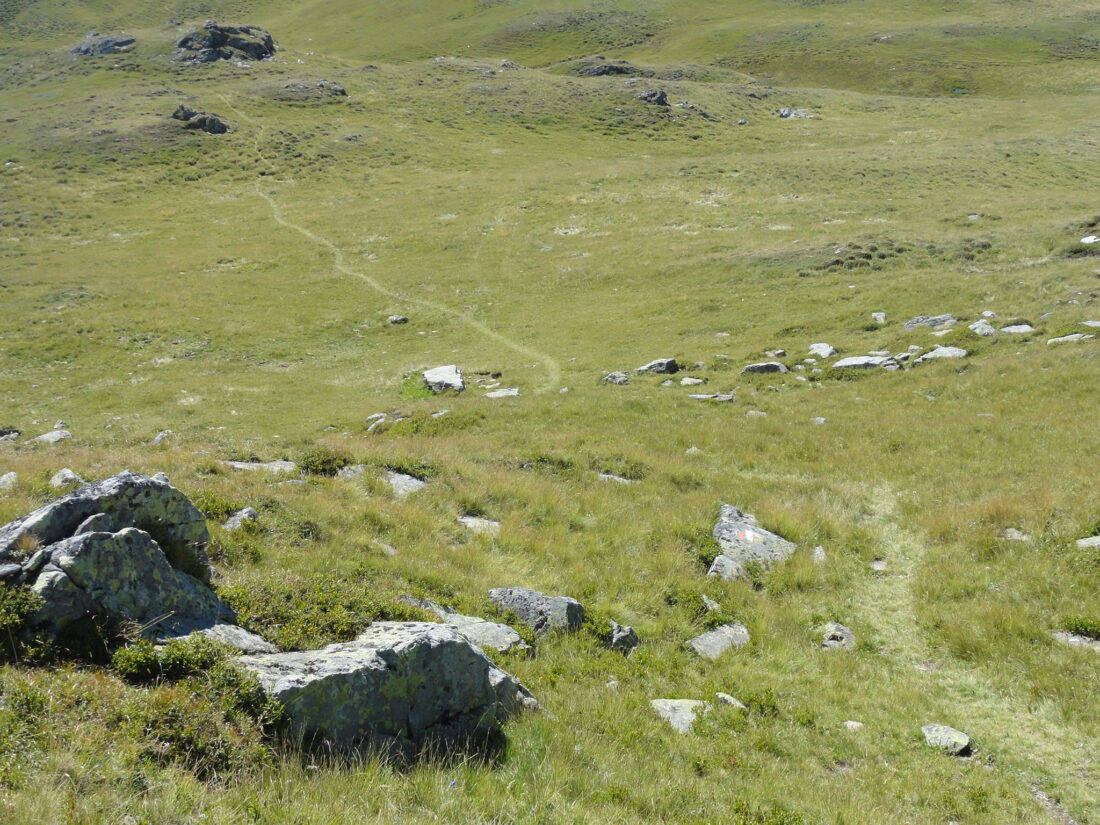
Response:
[298,447,353,477]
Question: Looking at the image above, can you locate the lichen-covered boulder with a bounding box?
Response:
[0,470,210,582]
[236,622,535,750]
[488,587,583,635]
[29,527,226,637]
[707,504,796,580]
[175,20,277,63]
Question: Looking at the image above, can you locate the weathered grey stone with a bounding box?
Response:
[22,548,48,576]
[488,587,583,635]
[680,376,705,386]
[0,428,20,443]
[225,460,297,474]
[689,393,734,402]
[175,21,277,64]
[904,314,956,331]
[844,720,864,731]
[651,699,705,733]
[485,387,520,398]
[716,692,748,710]
[778,107,812,118]
[74,513,114,536]
[609,620,639,654]
[33,429,72,445]
[1000,528,1031,542]
[822,622,855,650]
[746,410,767,417]
[0,472,17,492]
[598,473,636,485]
[636,89,669,106]
[168,622,278,654]
[1047,333,1094,345]
[0,471,210,582]
[171,105,229,134]
[402,597,531,655]
[871,312,886,324]
[809,343,836,358]
[689,623,750,659]
[458,516,499,535]
[387,315,409,325]
[0,563,21,580]
[1001,324,1035,334]
[969,319,996,337]
[812,545,827,563]
[423,365,464,393]
[49,469,84,490]
[922,723,971,755]
[636,358,679,374]
[1052,630,1100,653]
[602,371,629,385]
[72,33,135,56]
[336,464,366,480]
[223,507,258,532]
[29,527,226,637]
[385,471,426,498]
[833,355,893,370]
[707,504,796,580]
[1076,536,1100,549]
[741,361,787,374]
[1081,320,1100,328]
[915,346,967,364]
[236,622,534,749]
[702,595,722,613]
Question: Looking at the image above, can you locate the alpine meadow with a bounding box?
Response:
[0,1,1098,824]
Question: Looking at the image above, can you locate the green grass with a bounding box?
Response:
[0,0,1098,822]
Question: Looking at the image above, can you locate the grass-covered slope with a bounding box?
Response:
[0,1,1098,823]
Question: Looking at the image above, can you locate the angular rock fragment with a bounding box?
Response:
[423,365,464,393]
[689,623,750,659]
[651,699,705,733]
[488,587,583,635]
[707,504,796,580]
[922,723,971,756]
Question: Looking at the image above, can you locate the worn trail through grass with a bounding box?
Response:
[219,93,563,394]
[859,486,1097,820]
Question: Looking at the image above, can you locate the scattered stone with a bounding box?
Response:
[689,623,750,659]
[603,371,629,385]
[598,473,636,485]
[746,410,767,417]
[33,429,72,445]
[982,310,998,318]
[1001,324,1035,334]
[922,723,971,756]
[1000,528,1031,542]
[336,464,366,480]
[822,622,855,650]
[809,343,836,358]
[152,430,172,445]
[765,349,787,358]
[387,315,409,325]
[812,546,827,563]
[485,387,520,398]
[778,107,812,118]
[904,315,957,331]
[578,60,637,76]
[71,33,135,56]
[423,365,465,393]
[931,329,952,338]
[171,104,228,134]
[0,563,20,580]
[715,692,748,710]
[175,21,277,64]
[636,89,668,106]
[832,355,893,370]
[458,516,499,535]
[1051,630,1100,653]
[0,470,210,582]
[236,622,534,751]
[914,346,967,364]
[269,79,347,102]
[609,620,639,654]
[651,699,706,733]
[1081,235,1099,244]
[660,379,674,387]
[1081,320,1100,328]
[737,118,747,126]
[1076,536,1100,549]
[223,507,258,532]
[707,504,796,580]
[1048,333,1094,345]
[868,350,891,357]
[49,469,84,490]
[636,358,679,374]
[151,472,170,484]
[170,623,278,654]
[844,720,864,731]
[401,596,531,655]
[0,428,19,444]
[385,471,426,498]
[871,312,886,324]
[685,446,704,456]
[680,376,704,386]
[741,361,787,374]
[969,319,996,336]
[0,472,16,491]
[225,460,297,474]
[689,393,734,402]
[488,587,583,635]
[870,558,887,572]
[811,417,827,425]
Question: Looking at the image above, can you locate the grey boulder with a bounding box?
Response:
[72,33,135,56]
[741,361,787,374]
[689,623,750,659]
[236,622,535,750]
[832,355,894,370]
[651,699,705,733]
[904,315,956,331]
[385,471,427,498]
[707,504,796,580]
[602,371,629,385]
[636,358,679,374]
[222,507,258,532]
[0,472,16,492]
[401,596,530,655]
[32,429,72,444]
[423,365,464,393]
[808,343,836,358]
[822,622,855,650]
[0,470,210,582]
[914,346,967,364]
[488,587,583,635]
[609,620,639,654]
[922,723,971,756]
[225,460,297,474]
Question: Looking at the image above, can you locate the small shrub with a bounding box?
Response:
[112,640,163,683]
[191,490,242,522]
[518,452,574,473]
[0,586,42,661]
[298,447,353,477]
[381,457,441,479]
[1062,616,1100,640]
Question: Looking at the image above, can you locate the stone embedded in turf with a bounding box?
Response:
[488,587,583,635]
[741,361,787,374]
[922,723,971,756]
[707,504,796,581]
[423,364,465,393]
[651,699,706,733]
[689,623,750,659]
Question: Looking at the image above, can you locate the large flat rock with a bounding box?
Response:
[707,504,796,580]
[488,587,583,635]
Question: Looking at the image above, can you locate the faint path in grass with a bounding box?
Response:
[218,95,563,394]
[861,485,1098,824]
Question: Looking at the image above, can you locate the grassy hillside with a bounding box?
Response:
[0,1,1098,823]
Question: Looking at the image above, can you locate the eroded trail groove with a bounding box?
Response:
[220,94,563,394]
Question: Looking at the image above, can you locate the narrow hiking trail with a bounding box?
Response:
[218,94,563,395]
[859,485,1097,822]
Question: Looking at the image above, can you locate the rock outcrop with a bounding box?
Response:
[707,504,796,580]
[488,587,583,635]
[236,622,535,751]
[175,21,277,63]
[71,33,135,56]
[171,104,229,134]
